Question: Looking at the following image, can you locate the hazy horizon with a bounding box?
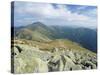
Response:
[13,1,97,29]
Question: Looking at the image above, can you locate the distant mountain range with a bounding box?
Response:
[13,22,97,52]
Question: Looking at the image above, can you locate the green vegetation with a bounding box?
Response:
[12,22,97,73]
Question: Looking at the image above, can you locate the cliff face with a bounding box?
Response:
[11,40,97,73]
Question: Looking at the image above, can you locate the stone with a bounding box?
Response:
[84,61,97,69]
[66,51,76,63]
[12,42,97,73]
[62,55,76,71]
[14,56,48,73]
[72,65,82,70]
[11,46,19,57]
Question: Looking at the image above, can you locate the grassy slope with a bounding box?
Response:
[16,28,51,42]
[13,39,96,56]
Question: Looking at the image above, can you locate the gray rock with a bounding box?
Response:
[72,65,82,70]
[12,43,97,73]
[65,51,76,63]
[62,55,76,71]
[14,57,48,73]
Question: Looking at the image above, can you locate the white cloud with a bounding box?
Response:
[14,2,97,28]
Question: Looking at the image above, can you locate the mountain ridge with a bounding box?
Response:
[14,22,97,52]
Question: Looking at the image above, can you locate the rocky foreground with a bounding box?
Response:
[11,40,97,74]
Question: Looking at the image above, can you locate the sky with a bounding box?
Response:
[13,1,97,28]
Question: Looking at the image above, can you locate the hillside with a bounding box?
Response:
[11,22,97,73]
[11,39,97,73]
[14,22,97,52]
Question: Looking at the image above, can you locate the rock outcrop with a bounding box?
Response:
[11,42,97,73]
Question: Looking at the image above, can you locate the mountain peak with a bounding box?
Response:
[31,22,46,26]
[32,22,44,25]
[25,22,48,30]
[24,22,52,34]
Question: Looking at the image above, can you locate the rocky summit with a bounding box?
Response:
[11,39,97,74]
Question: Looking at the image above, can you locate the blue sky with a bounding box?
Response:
[13,1,97,28]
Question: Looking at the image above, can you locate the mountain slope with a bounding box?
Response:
[14,22,53,42]
[12,22,97,73]
[14,22,97,52]
[11,39,97,73]
[50,26,97,52]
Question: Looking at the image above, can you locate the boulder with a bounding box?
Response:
[14,57,48,73]
[12,43,97,73]
[62,55,76,71]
